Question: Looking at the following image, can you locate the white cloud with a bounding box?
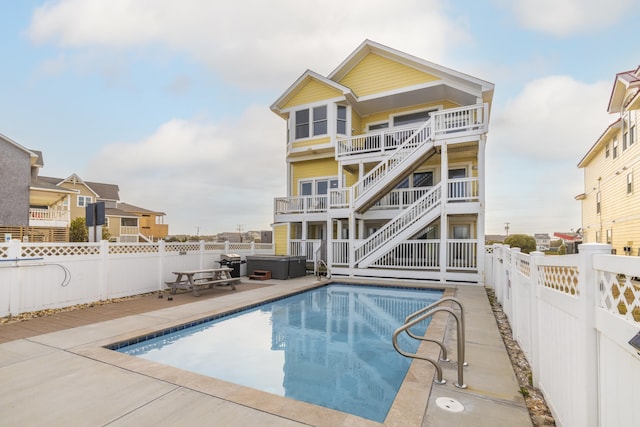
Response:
[85,106,286,234]
[485,75,613,235]
[27,0,469,89]
[504,0,634,36]
[491,76,612,161]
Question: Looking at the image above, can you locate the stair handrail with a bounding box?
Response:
[353,119,432,202]
[355,183,441,264]
[392,300,467,388]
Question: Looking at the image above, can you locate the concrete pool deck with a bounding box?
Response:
[0,277,532,426]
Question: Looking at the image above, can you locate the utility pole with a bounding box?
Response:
[195,226,200,237]
[504,222,510,236]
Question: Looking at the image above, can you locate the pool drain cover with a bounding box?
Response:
[435,397,464,413]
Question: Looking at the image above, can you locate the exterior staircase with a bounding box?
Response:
[351,120,436,213]
[355,183,442,268]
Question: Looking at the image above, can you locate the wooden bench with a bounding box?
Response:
[166,268,240,296]
[249,270,271,281]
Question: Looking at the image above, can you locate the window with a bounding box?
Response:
[631,125,636,146]
[413,171,433,187]
[77,195,92,207]
[368,122,389,131]
[313,106,327,136]
[295,109,309,139]
[606,229,612,244]
[393,110,434,127]
[623,132,628,150]
[596,191,601,214]
[300,178,338,196]
[627,172,633,195]
[452,225,470,239]
[613,138,618,158]
[336,105,347,135]
[294,106,328,140]
[595,231,601,243]
[605,143,610,158]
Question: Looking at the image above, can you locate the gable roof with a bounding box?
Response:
[577,118,622,167]
[39,174,120,200]
[607,66,640,113]
[270,70,354,117]
[271,40,494,117]
[0,132,39,160]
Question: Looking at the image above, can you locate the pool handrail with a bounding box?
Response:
[392,298,468,389]
[403,297,466,364]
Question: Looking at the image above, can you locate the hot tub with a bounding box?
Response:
[245,255,307,280]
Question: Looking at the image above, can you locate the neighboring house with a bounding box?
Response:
[577,65,640,256]
[534,233,551,251]
[270,40,494,283]
[1,135,74,241]
[117,202,168,242]
[485,235,507,244]
[0,135,169,242]
[40,175,168,243]
[553,232,583,254]
[0,133,34,227]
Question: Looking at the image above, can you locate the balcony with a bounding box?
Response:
[28,208,70,227]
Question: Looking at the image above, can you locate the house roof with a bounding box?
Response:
[118,202,165,216]
[39,175,120,200]
[105,207,139,218]
[270,70,354,117]
[554,232,581,242]
[607,66,640,113]
[534,234,550,239]
[271,39,494,117]
[0,132,39,161]
[577,118,621,168]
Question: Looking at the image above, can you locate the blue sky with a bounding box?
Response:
[1,0,638,236]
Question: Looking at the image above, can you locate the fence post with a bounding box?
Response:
[8,240,21,316]
[528,250,544,387]
[158,240,165,294]
[508,247,520,325]
[577,243,611,427]
[99,240,109,300]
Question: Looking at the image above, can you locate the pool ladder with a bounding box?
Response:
[392,297,467,388]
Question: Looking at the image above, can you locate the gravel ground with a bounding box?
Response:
[486,288,556,426]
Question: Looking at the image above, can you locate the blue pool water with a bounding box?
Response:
[115,284,442,422]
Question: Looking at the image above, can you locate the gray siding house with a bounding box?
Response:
[0,133,34,226]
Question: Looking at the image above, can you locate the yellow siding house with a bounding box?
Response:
[578,66,640,255]
[270,40,494,283]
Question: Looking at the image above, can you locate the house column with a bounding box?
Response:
[477,135,486,285]
[439,142,448,282]
[348,214,356,275]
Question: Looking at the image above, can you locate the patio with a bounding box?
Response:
[0,277,531,426]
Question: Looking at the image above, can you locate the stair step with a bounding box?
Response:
[249,270,271,281]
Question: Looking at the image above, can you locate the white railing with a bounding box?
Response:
[336,124,429,159]
[328,188,350,208]
[353,122,433,204]
[355,184,441,264]
[371,240,440,268]
[0,240,274,317]
[120,226,139,235]
[447,240,477,269]
[487,243,640,427]
[28,208,70,222]
[274,195,328,215]
[290,239,321,260]
[432,103,486,137]
[372,187,431,210]
[331,240,350,265]
[448,178,479,201]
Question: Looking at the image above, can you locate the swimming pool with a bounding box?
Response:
[114,284,443,422]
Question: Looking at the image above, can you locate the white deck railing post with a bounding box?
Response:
[8,239,21,316]
[99,240,109,300]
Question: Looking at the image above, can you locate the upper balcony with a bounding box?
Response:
[337,104,488,161]
[28,208,70,228]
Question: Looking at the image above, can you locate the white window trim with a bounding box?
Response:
[77,195,93,208]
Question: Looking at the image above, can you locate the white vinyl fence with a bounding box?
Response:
[0,240,273,317]
[487,243,640,427]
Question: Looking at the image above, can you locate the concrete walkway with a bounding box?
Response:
[0,277,531,426]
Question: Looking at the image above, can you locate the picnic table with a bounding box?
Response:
[165,268,240,296]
